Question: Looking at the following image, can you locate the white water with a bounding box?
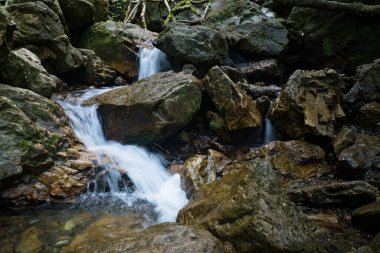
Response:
[263,117,280,144]
[55,48,187,222]
[138,47,171,80]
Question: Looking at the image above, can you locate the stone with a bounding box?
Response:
[0,7,15,63]
[0,48,63,97]
[336,134,380,179]
[369,233,380,253]
[243,140,330,180]
[352,202,380,233]
[242,83,282,99]
[80,21,157,79]
[203,66,262,131]
[16,226,43,253]
[354,102,380,128]
[102,223,225,253]
[344,59,380,104]
[178,159,316,253]
[287,181,379,207]
[157,23,228,68]
[6,1,83,73]
[238,59,284,83]
[270,69,345,139]
[85,71,202,145]
[333,126,356,154]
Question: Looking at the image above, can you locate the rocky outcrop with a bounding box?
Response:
[203,66,262,131]
[287,181,379,207]
[6,1,83,73]
[238,59,284,83]
[352,202,380,234]
[0,84,92,206]
[336,134,380,179]
[103,223,225,253]
[157,23,228,68]
[344,59,380,104]
[354,102,380,128]
[85,71,203,145]
[270,69,345,139]
[0,7,15,63]
[0,48,63,97]
[333,126,356,154]
[178,158,316,253]
[80,21,157,79]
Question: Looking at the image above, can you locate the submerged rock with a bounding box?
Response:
[270,69,345,139]
[6,1,83,73]
[203,66,262,131]
[103,223,224,253]
[157,23,228,68]
[85,71,202,145]
[178,159,316,253]
[0,7,15,63]
[352,202,380,234]
[0,48,63,97]
[80,21,157,79]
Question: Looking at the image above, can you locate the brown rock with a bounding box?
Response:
[333,126,356,154]
[352,202,380,233]
[16,226,43,253]
[355,101,380,128]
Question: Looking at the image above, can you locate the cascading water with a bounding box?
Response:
[138,47,171,80]
[55,48,187,222]
[263,103,280,144]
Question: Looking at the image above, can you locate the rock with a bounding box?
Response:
[157,23,228,68]
[355,102,380,128]
[243,140,330,180]
[219,66,246,84]
[336,134,380,179]
[0,48,63,97]
[287,181,379,207]
[57,0,95,31]
[6,1,83,73]
[369,233,380,253]
[178,159,316,253]
[287,7,380,73]
[0,7,15,63]
[270,69,345,139]
[16,226,43,253]
[80,21,157,79]
[85,71,202,145]
[333,126,356,154]
[205,0,288,58]
[203,66,262,131]
[352,202,380,233]
[238,59,284,83]
[344,59,380,104]
[242,83,282,99]
[78,49,117,87]
[103,223,225,253]
[91,0,109,22]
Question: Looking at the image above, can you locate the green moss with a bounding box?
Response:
[323,38,335,57]
[209,120,223,133]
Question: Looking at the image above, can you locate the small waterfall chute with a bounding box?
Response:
[138,47,171,80]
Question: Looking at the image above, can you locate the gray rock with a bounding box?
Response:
[238,59,284,83]
[0,7,15,63]
[354,101,380,128]
[0,48,63,97]
[178,158,316,253]
[242,83,281,99]
[333,126,356,154]
[352,202,380,233]
[157,23,228,68]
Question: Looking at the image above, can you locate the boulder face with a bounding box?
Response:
[344,58,380,104]
[86,71,203,145]
[270,69,345,139]
[354,101,380,128]
[178,159,316,253]
[157,23,228,68]
[102,223,225,253]
[352,202,380,234]
[238,59,284,84]
[0,7,15,63]
[336,134,380,179]
[203,66,262,131]
[6,1,83,73]
[80,21,157,79]
[0,48,63,97]
[0,84,91,205]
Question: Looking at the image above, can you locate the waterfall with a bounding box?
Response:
[263,103,280,144]
[138,47,171,80]
[54,49,187,222]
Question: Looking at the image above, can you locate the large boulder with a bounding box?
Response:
[344,59,380,104]
[238,59,284,83]
[6,1,83,73]
[157,23,228,69]
[0,48,63,97]
[269,69,345,139]
[178,159,316,253]
[0,84,91,206]
[336,134,380,179]
[0,7,15,63]
[80,21,157,79]
[287,7,380,73]
[85,71,203,145]
[203,66,262,131]
[204,0,288,58]
[103,223,225,253]
[352,201,380,234]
